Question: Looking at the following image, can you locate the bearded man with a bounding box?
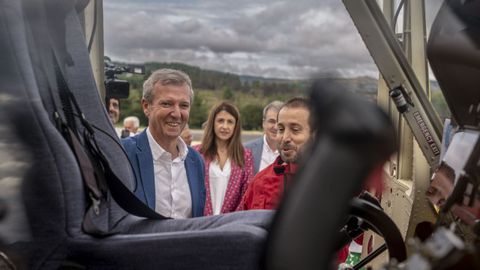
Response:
[239,97,314,210]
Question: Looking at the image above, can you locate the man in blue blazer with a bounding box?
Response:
[244,101,284,174]
[122,69,205,218]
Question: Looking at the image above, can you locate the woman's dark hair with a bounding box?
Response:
[199,101,245,167]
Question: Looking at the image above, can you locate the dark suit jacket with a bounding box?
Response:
[122,130,206,217]
[244,136,263,174]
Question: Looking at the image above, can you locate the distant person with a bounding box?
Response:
[244,101,284,174]
[122,68,205,218]
[106,97,124,137]
[194,101,254,215]
[107,97,120,124]
[180,124,193,146]
[121,116,140,138]
[239,97,314,210]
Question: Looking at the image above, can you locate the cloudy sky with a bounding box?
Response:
[104,0,442,79]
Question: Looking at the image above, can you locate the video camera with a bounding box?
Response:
[104,57,145,100]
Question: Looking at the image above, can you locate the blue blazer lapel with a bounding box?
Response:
[136,132,156,209]
[184,148,205,217]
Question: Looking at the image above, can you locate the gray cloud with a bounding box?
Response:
[104,0,378,79]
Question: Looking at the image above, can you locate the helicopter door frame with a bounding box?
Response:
[343,0,442,167]
[343,0,444,265]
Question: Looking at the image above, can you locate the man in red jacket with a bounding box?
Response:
[239,97,313,210]
[239,97,367,266]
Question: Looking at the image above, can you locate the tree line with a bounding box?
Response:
[115,61,450,130]
[117,62,306,130]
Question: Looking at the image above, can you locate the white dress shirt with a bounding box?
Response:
[208,159,231,215]
[259,135,279,171]
[146,128,192,219]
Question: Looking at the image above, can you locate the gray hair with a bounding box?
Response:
[123,116,140,128]
[263,100,284,120]
[143,68,194,103]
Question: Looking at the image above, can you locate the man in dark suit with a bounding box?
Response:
[244,101,284,174]
[122,69,205,218]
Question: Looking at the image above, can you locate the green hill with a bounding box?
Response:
[112,61,457,130]
[144,62,243,91]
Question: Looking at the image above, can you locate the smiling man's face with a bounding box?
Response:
[142,82,191,146]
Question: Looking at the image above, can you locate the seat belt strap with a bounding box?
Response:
[43,48,166,224]
[55,57,166,220]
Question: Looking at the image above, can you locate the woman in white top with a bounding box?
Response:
[194,101,254,215]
